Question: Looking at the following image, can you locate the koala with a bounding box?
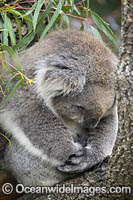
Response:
[0,29,118,186]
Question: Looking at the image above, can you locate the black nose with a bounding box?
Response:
[83,118,99,130]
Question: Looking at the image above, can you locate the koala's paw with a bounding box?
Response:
[57,147,100,174]
[57,148,88,174]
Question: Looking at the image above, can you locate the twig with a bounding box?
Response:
[15,6,87,21]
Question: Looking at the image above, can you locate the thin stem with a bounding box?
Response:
[15,6,87,21]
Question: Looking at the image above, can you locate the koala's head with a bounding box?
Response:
[35,30,118,132]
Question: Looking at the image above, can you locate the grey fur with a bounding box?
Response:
[0,30,118,186]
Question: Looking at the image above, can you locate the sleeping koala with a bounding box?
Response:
[0,29,118,186]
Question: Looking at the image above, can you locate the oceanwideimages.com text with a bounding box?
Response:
[2,183,132,196]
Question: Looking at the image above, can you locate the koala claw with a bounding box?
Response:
[57,161,89,174]
[66,156,82,165]
[66,148,84,164]
[70,148,84,157]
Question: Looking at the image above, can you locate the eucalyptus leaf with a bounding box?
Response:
[13,16,22,42]
[5,79,22,103]
[91,11,117,46]
[33,0,46,31]
[40,0,63,41]
[10,10,32,23]
[3,14,8,46]
[36,1,52,32]
[6,16,16,46]
[2,45,22,72]
[5,75,15,95]
[13,31,36,51]
[90,26,103,41]
[22,1,37,17]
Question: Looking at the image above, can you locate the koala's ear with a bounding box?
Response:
[35,60,86,109]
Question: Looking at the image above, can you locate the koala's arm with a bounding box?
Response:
[57,102,118,173]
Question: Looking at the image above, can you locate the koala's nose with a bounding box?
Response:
[83,118,99,130]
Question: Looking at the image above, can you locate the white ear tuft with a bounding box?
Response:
[35,60,86,114]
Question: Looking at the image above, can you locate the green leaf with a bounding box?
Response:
[20,79,24,89]
[86,0,89,18]
[90,26,103,41]
[73,6,80,15]
[13,31,36,51]
[62,5,72,12]
[2,45,22,72]
[71,0,74,12]
[33,0,46,31]
[87,0,90,8]
[5,79,22,103]
[10,10,32,23]
[0,60,10,72]
[3,14,8,45]
[40,0,63,41]
[80,21,84,31]
[5,76,14,95]
[0,29,7,31]
[91,11,117,46]
[36,1,52,32]
[4,73,22,95]
[63,15,70,28]
[24,14,34,32]
[13,16,22,42]
[22,1,37,17]
[6,16,16,46]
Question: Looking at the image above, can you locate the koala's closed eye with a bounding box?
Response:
[75,105,85,111]
[53,64,70,70]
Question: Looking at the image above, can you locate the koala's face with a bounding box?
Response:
[53,82,115,132]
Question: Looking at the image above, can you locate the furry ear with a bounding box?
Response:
[35,59,86,112]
